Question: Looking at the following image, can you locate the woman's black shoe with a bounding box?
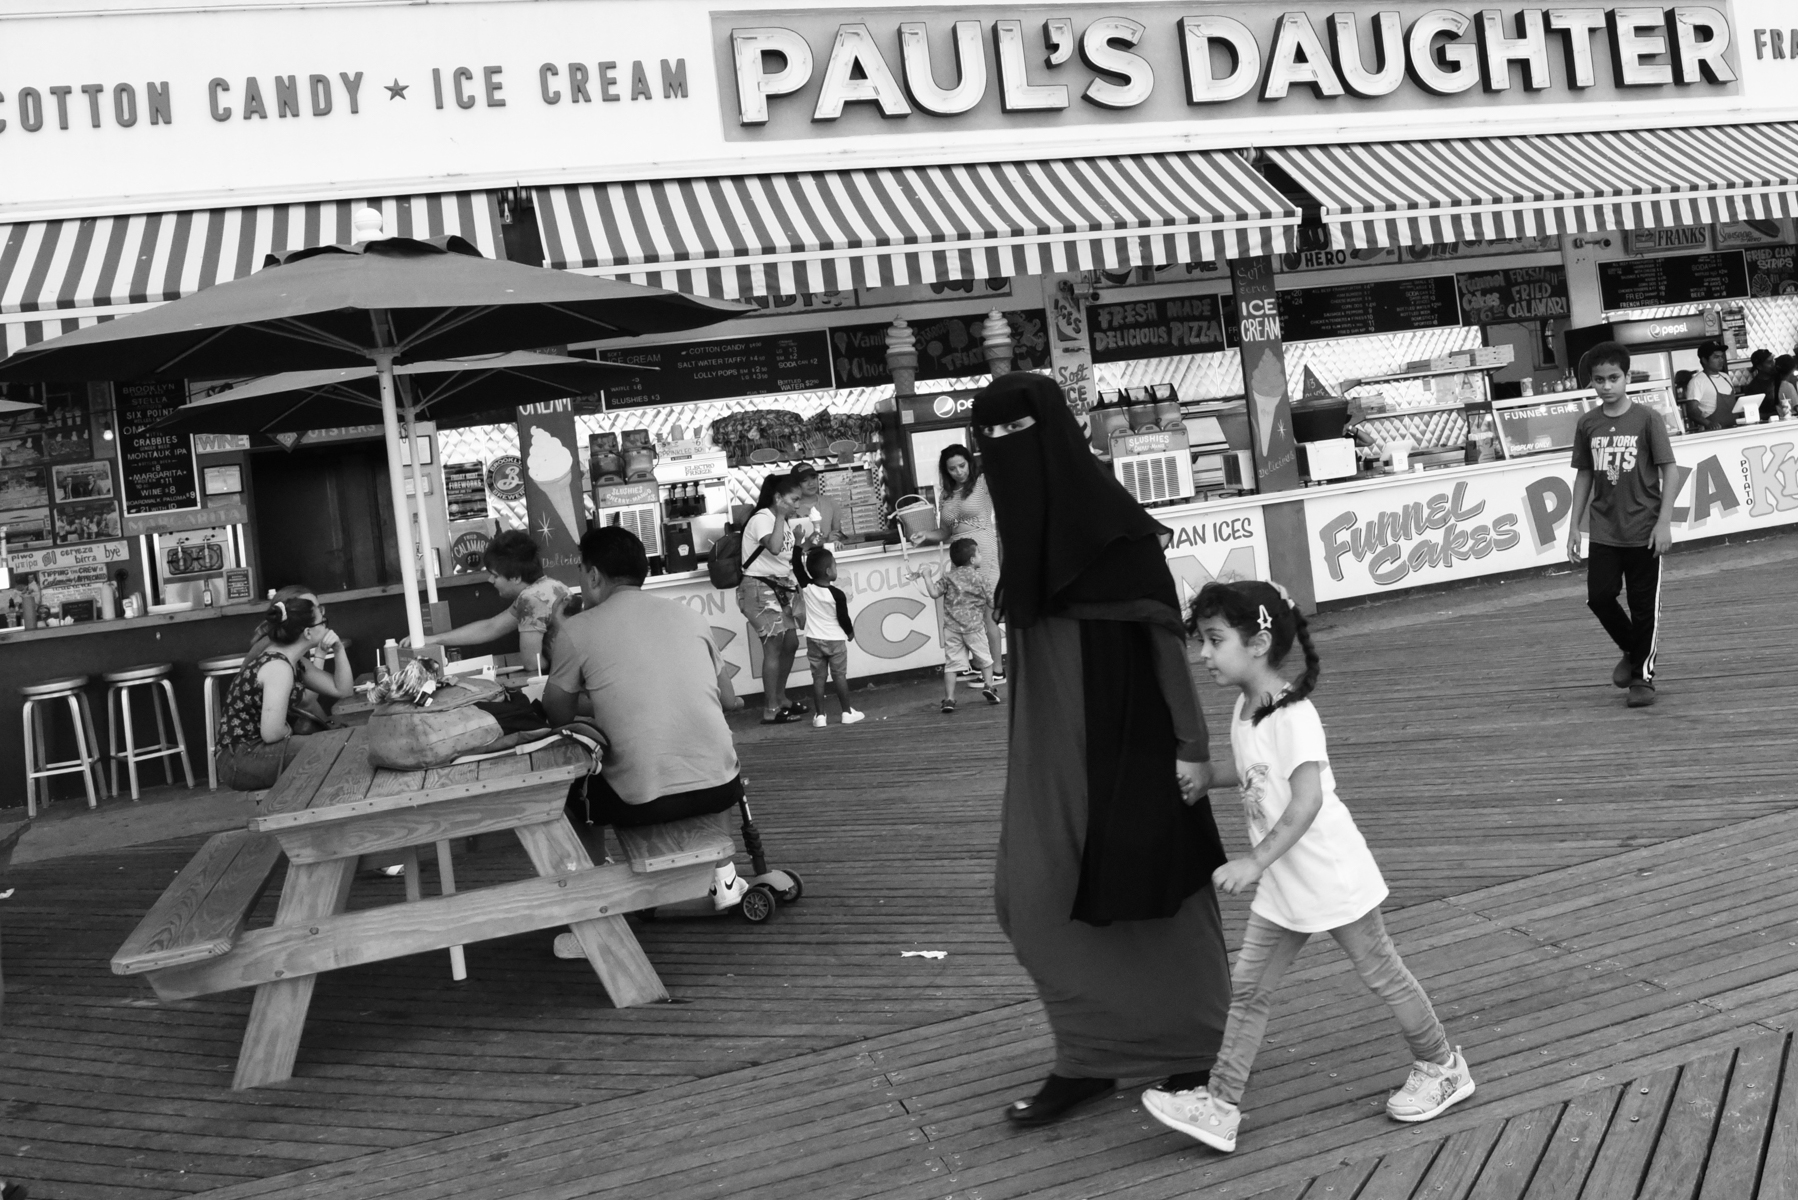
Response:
[1003,1073,1114,1125]
[1162,1070,1210,1093]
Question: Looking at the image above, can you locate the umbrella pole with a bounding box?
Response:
[376,354,428,648]
[401,390,441,606]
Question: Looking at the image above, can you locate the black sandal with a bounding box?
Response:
[760,708,799,725]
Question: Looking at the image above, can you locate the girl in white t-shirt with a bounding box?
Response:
[1141,580,1473,1154]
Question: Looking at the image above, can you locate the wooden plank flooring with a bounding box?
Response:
[0,532,1795,1199]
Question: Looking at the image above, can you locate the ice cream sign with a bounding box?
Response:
[515,400,588,584]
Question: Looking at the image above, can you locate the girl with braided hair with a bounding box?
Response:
[1142,580,1474,1153]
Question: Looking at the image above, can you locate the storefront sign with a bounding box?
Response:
[7,1,1789,225]
[1087,295,1226,363]
[1611,312,1720,344]
[1231,256,1301,493]
[192,433,252,454]
[121,502,249,537]
[1627,226,1712,255]
[7,539,130,575]
[116,380,199,516]
[832,310,1048,384]
[1746,245,1798,297]
[1599,251,1751,311]
[1714,219,1788,247]
[486,454,526,501]
[450,525,494,572]
[1159,502,1269,601]
[599,330,834,409]
[443,461,490,522]
[1456,265,1570,325]
[514,401,586,583]
[1303,424,1798,602]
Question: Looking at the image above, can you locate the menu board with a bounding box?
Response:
[443,461,490,522]
[1598,251,1749,311]
[1222,277,1460,345]
[1746,246,1798,298]
[1456,265,1570,324]
[117,379,198,515]
[599,331,834,409]
[831,309,1049,384]
[1087,296,1227,363]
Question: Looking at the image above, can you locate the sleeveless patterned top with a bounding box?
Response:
[219,648,304,750]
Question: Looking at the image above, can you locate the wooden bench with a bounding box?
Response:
[112,828,283,985]
[613,811,737,875]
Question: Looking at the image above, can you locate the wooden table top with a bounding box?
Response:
[249,726,592,835]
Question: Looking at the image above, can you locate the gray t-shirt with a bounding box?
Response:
[547,587,739,805]
[1571,401,1676,547]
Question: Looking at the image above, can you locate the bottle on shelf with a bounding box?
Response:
[202,583,214,607]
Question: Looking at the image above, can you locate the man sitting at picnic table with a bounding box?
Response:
[541,525,748,956]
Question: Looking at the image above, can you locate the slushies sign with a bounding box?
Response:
[725,4,1741,135]
[0,0,1793,221]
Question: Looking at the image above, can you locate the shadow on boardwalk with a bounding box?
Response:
[3,533,1797,1199]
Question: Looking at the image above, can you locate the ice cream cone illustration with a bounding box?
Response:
[526,428,580,538]
[1247,349,1287,455]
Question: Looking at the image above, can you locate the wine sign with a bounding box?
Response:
[116,380,198,515]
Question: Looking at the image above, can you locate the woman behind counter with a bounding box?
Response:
[918,444,1005,680]
[216,595,353,791]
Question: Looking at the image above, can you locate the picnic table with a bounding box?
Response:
[110,725,730,1089]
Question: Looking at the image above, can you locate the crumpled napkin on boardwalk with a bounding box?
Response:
[901,950,947,959]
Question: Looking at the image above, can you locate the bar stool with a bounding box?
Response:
[102,663,196,801]
[20,675,105,817]
[198,654,246,791]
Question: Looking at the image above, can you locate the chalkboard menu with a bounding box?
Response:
[116,379,198,515]
[1456,265,1570,324]
[1222,277,1460,345]
[830,309,1049,384]
[599,331,834,409]
[1598,251,1749,311]
[1087,296,1227,363]
[1746,246,1798,298]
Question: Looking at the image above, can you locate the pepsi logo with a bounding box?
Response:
[932,395,958,419]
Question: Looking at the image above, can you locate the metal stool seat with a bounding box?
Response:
[199,654,247,792]
[20,675,106,817]
[102,662,196,801]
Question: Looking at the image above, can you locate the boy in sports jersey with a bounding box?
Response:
[1566,342,1679,708]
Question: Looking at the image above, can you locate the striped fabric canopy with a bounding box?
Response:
[534,152,1298,299]
[1266,123,1798,251]
[0,192,507,358]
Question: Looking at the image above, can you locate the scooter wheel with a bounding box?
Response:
[779,870,804,903]
[740,885,777,923]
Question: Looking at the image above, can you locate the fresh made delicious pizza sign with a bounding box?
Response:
[0,0,1792,222]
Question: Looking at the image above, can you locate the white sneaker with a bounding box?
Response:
[841,709,866,725]
[1387,1048,1475,1122]
[812,714,828,729]
[1142,1085,1239,1152]
[711,863,748,911]
[553,931,583,959]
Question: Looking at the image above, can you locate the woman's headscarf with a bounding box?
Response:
[972,372,1176,629]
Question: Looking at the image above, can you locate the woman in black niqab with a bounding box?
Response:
[975,372,1231,1125]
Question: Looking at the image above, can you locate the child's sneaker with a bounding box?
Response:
[812,714,828,729]
[1386,1048,1475,1122]
[1141,1085,1238,1152]
[983,688,1002,705]
[941,698,957,713]
[841,709,866,725]
[553,931,583,959]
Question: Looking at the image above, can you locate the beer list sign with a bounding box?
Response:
[117,380,199,515]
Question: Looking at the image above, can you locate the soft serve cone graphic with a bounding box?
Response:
[1247,350,1287,455]
[527,429,580,538]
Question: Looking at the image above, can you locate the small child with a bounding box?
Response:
[796,547,865,728]
[1142,580,1472,1154]
[910,538,1000,713]
[1566,340,1678,709]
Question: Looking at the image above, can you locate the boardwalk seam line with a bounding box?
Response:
[1751,1031,1794,1198]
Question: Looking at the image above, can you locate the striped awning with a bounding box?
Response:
[534,152,1298,299]
[0,192,508,358]
[1266,123,1798,250]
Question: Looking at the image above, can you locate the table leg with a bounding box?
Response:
[232,857,355,1089]
[514,819,667,1008]
[435,841,468,983]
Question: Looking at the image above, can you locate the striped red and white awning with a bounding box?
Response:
[534,152,1298,299]
[0,192,507,358]
[1266,123,1798,250]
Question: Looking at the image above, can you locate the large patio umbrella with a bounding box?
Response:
[153,351,653,612]
[0,210,742,644]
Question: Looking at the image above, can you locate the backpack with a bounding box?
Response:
[707,532,765,589]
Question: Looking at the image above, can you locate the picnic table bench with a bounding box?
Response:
[111,725,733,1089]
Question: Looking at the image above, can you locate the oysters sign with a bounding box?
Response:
[720,3,1745,138]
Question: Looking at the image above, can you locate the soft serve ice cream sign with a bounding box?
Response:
[515,399,588,582]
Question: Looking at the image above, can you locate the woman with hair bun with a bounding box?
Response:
[215,594,352,791]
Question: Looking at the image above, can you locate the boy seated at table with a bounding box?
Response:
[407,530,571,671]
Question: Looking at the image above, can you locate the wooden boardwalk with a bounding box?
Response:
[2,531,1796,1199]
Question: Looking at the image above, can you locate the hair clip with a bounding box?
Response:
[275,600,287,621]
[1257,604,1273,632]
